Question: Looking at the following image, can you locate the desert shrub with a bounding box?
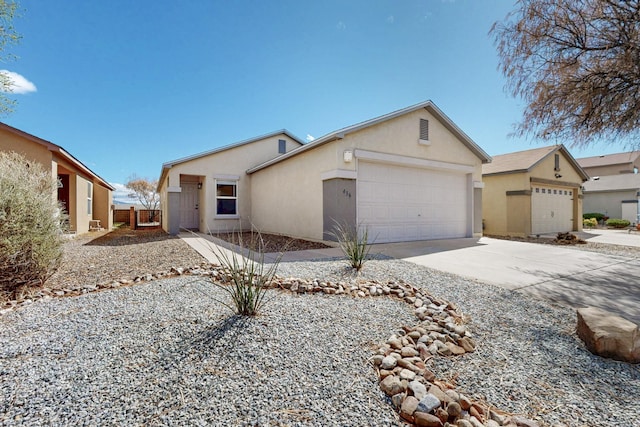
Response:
[330,221,373,272]
[0,151,67,298]
[208,228,282,316]
[583,218,597,228]
[583,212,605,222]
[605,218,630,229]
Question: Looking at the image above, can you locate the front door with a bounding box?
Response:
[179,183,199,230]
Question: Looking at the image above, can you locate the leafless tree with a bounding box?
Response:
[491,0,640,147]
[125,175,160,212]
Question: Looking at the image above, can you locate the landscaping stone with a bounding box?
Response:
[577,307,640,363]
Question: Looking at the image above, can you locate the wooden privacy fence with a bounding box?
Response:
[113,208,161,229]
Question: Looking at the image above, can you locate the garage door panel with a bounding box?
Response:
[531,186,573,235]
[357,161,469,243]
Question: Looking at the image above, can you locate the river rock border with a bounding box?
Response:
[1,262,540,426]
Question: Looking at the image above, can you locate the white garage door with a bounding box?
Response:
[531,186,573,235]
[357,161,468,243]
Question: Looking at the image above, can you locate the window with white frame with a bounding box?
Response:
[216,180,238,215]
[87,181,93,215]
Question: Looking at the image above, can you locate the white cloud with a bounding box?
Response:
[306,134,315,142]
[387,15,395,24]
[0,70,37,94]
[110,182,140,204]
[336,21,346,30]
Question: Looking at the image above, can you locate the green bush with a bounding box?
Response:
[583,218,597,228]
[583,212,605,221]
[208,228,282,316]
[606,218,631,228]
[0,152,67,298]
[330,221,373,272]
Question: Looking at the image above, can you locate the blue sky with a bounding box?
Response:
[1,0,631,201]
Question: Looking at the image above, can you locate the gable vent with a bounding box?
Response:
[419,119,430,145]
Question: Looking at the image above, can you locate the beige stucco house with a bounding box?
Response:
[577,151,640,223]
[158,130,304,234]
[482,145,589,237]
[158,101,491,243]
[0,122,114,234]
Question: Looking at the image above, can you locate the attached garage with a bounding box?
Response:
[531,185,574,235]
[357,161,469,242]
[247,100,491,243]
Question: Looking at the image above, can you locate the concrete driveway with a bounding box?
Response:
[375,236,640,325]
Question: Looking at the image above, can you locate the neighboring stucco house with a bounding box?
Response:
[482,145,589,237]
[0,122,114,234]
[158,100,492,243]
[581,174,640,223]
[577,151,640,222]
[577,151,640,177]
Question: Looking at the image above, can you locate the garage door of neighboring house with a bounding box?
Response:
[357,161,468,243]
[531,186,573,235]
[179,182,199,230]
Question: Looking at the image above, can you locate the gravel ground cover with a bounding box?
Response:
[1,278,413,426]
[277,258,640,427]
[1,232,639,426]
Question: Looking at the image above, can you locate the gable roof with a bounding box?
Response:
[0,122,114,191]
[583,173,640,192]
[576,151,640,169]
[247,100,491,174]
[482,144,589,181]
[158,129,305,187]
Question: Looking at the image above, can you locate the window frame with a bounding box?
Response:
[278,139,286,154]
[87,181,93,215]
[215,179,239,218]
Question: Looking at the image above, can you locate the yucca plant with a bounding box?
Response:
[207,228,283,316]
[330,221,373,272]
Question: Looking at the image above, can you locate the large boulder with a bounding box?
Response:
[576,307,640,363]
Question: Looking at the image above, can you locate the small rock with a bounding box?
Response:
[417,393,441,413]
[399,368,416,381]
[445,342,466,355]
[428,385,451,404]
[456,421,473,427]
[458,394,472,411]
[512,416,540,427]
[408,380,427,400]
[414,412,443,427]
[391,392,406,409]
[401,346,419,357]
[380,375,405,396]
[469,417,484,427]
[380,355,397,370]
[400,396,419,421]
[458,336,476,352]
[53,290,65,296]
[370,355,384,367]
[447,401,462,418]
[388,338,403,350]
[490,411,507,425]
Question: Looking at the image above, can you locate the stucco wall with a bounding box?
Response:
[159,133,300,233]
[93,184,113,230]
[250,109,484,241]
[583,164,633,177]
[482,173,530,235]
[0,128,52,167]
[583,190,636,219]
